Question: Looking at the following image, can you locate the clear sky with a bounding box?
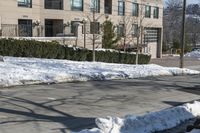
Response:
[187,0,199,4]
[164,0,199,5]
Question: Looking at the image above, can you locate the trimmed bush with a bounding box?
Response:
[0,38,151,64]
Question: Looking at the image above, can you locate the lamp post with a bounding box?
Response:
[91,7,96,62]
[33,20,41,37]
[180,0,186,68]
[82,18,87,48]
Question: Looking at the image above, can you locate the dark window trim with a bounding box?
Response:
[44,0,64,10]
[71,0,84,11]
[18,19,33,37]
[90,0,100,13]
[145,5,151,18]
[118,1,125,16]
[18,0,32,8]
[132,2,139,17]
[153,7,159,19]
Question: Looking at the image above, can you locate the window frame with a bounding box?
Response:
[153,7,159,19]
[71,0,84,11]
[90,0,100,13]
[44,0,64,10]
[18,19,33,37]
[132,2,139,17]
[118,1,125,16]
[18,0,32,8]
[145,5,151,18]
[117,24,125,37]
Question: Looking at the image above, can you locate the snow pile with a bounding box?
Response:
[185,49,200,58]
[187,129,200,133]
[77,101,200,133]
[0,56,199,87]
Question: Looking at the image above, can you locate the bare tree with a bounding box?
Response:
[163,0,183,51]
[85,0,103,61]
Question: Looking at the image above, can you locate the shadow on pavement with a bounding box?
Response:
[0,94,96,132]
[162,101,186,107]
[179,85,200,95]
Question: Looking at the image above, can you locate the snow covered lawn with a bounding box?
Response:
[0,56,199,87]
[77,101,200,133]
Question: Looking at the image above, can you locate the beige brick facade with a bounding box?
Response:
[0,0,163,58]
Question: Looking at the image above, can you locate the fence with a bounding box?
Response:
[0,24,78,46]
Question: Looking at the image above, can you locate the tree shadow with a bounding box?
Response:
[179,85,200,95]
[162,101,187,107]
[0,94,96,132]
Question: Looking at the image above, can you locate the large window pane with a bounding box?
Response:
[71,0,83,11]
[90,0,100,13]
[118,1,125,16]
[144,28,158,43]
[90,22,100,34]
[145,5,151,18]
[18,19,32,37]
[117,24,124,37]
[132,24,138,36]
[153,7,159,19]
[105,0,112,14]
[132,3,138,16]
[18,0,32,8]
[45,0,63,10]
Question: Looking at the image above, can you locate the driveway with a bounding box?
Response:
[0,75,200,133]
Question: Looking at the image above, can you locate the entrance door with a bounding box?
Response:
[45,19,63,37]
[18,19,32,37]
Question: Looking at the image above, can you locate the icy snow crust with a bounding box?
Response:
[0,56,199,87]
[77,101,200,133]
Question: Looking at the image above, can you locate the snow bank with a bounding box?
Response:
[187,129,200,133]
[77,101,200,133]
[0,56,199,87]
[185,50,200,58]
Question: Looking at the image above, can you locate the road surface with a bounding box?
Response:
[0,75,199,132]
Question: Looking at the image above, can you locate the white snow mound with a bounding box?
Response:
[76,101,200,133]
[185,50,200,58]
[0,56,199,87]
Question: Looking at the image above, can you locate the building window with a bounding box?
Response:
[132,3,138,16]
[132,24,138,37]
[71,0,83,11]
[18,19,32,37]
[145,5,151,18]
[118,1,125,16]
[90,0,100,13]
[104,0,112,14]
[144,28,158,43]
[45,0,63,10]
[18,0,32,8]
[153,7,159,19]
[90,22,100,34]
[117,24,124,37]
[45,19,63,37]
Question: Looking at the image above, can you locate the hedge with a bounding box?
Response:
[0,38,151,64]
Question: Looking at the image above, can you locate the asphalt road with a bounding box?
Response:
[0,75,200,133]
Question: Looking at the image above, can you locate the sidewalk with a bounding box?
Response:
[150,56,200,70]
